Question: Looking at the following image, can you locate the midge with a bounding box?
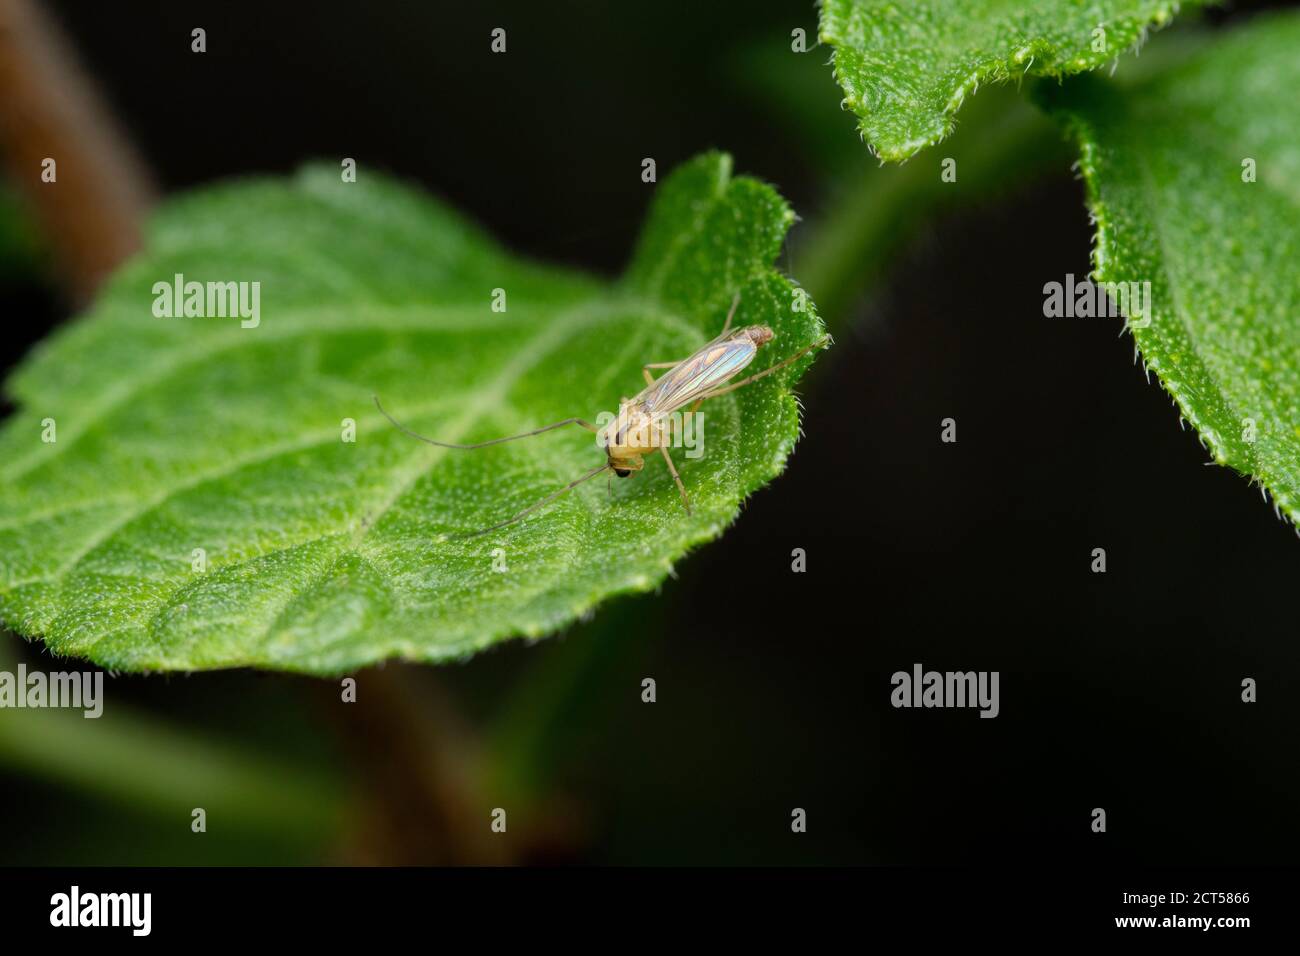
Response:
[374,294,829,534]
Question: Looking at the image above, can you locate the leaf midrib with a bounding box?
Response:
[5,297,721,606]
[0,303,545,482]
[79,299,720,667]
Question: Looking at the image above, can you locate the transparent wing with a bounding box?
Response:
[639,334,757,417]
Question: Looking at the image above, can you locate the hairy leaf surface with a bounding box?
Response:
[819,0,1211,161]
[0,154,825,672]
[1041,13,1300,524]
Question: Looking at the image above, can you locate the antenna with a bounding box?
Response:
[373,395,596,448]
[466,462,612,536]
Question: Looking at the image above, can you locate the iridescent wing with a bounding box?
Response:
[637,331,758,418]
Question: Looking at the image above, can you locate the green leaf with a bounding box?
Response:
[1038,12,1300,525]
[819,0,1211,162]
[0,153,826,674]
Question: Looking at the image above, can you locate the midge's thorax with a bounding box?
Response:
[599,324,774,477]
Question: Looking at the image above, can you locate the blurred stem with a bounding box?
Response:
[478,600,656,859]
[485,602,641,801]
[0,0,155,302]
[316,668,514,865]
[0,639,343,843]
[797,85,1070,327]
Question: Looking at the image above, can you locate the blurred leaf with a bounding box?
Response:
[0,154,826,673]
[728,37,1067,326]
[819,0,1211,162]
[796,85,1066,323]
[0,184,46,282]
[1039,11,1300,523]
[727,32,863,177]
[0,638,343,850]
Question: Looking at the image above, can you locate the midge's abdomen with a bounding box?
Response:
[635,325,773,415]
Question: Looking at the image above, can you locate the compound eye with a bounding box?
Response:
[614,468,632,478]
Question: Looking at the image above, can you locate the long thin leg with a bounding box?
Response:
[643,362,679,387]
[694,336,830,400]
[659,445,691,515]
[467,462,611,536]
[374,394,596,448]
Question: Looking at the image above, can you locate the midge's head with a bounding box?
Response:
[608,454,645,478]
[742,325,775,346]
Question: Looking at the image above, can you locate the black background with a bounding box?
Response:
[1,0,1297,867]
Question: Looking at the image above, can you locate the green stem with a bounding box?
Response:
[798,85,1069,327]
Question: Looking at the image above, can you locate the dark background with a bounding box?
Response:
[1,0,1297,865]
